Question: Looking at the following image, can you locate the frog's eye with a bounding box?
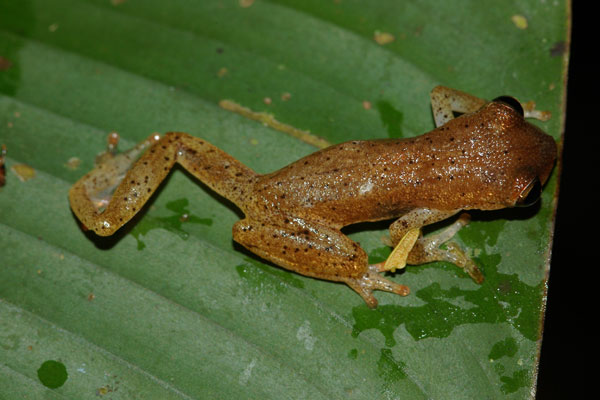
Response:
[516,178,541,207]
[493,96,524,117]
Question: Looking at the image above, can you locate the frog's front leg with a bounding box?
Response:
[379,208,483,283]
[69,132,257,235]
[233,216,409,308]
[406,214,484,283]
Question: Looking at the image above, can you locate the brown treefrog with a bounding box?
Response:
[69,86,557,308]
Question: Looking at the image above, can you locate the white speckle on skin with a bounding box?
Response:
[238,358,257,385]
[359,179,374,195]
[296,320,317,351]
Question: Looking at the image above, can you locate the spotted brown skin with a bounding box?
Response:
[69,87,556,307]
[253,101,556,228]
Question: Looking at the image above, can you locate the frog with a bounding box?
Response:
[69,86,557,308]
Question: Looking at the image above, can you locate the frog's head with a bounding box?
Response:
[489,97,557,208]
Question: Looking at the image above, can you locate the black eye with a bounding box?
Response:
[493,96,524,117]
[516,178,541,207]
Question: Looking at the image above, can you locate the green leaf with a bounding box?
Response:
[0,0,568,398]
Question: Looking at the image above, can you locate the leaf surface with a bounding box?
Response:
[0,0,568,398]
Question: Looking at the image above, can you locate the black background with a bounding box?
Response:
[536,2,590,398]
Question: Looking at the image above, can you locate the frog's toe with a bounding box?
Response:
[346,264,410,308]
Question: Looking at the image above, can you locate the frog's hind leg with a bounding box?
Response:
[233,217,409,308]
[69,132,257,236]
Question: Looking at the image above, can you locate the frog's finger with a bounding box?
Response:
[444,242,485,284]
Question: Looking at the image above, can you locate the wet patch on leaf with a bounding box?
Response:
[500,369,529,394]
[348,348,358,360]
[487,337,529,393]
[480,219,506,247]
[368,246,391,264]
[37,360,68,389]
[376,100,404,138]
[377,348,407,380]
[377,348,407,394]
[488,337,518,360]
[130,198,212,250]
[351,252,544,345]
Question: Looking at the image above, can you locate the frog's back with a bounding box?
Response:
[251,103,555,227]
[251,138,433,226]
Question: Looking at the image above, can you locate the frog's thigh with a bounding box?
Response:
[430,86,487,127]
[233,217,367,282]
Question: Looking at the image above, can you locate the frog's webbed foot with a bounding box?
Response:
[407,213,483,283]
[69,132,161,233]
[344,264,410,308]
[85,132,160,211]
